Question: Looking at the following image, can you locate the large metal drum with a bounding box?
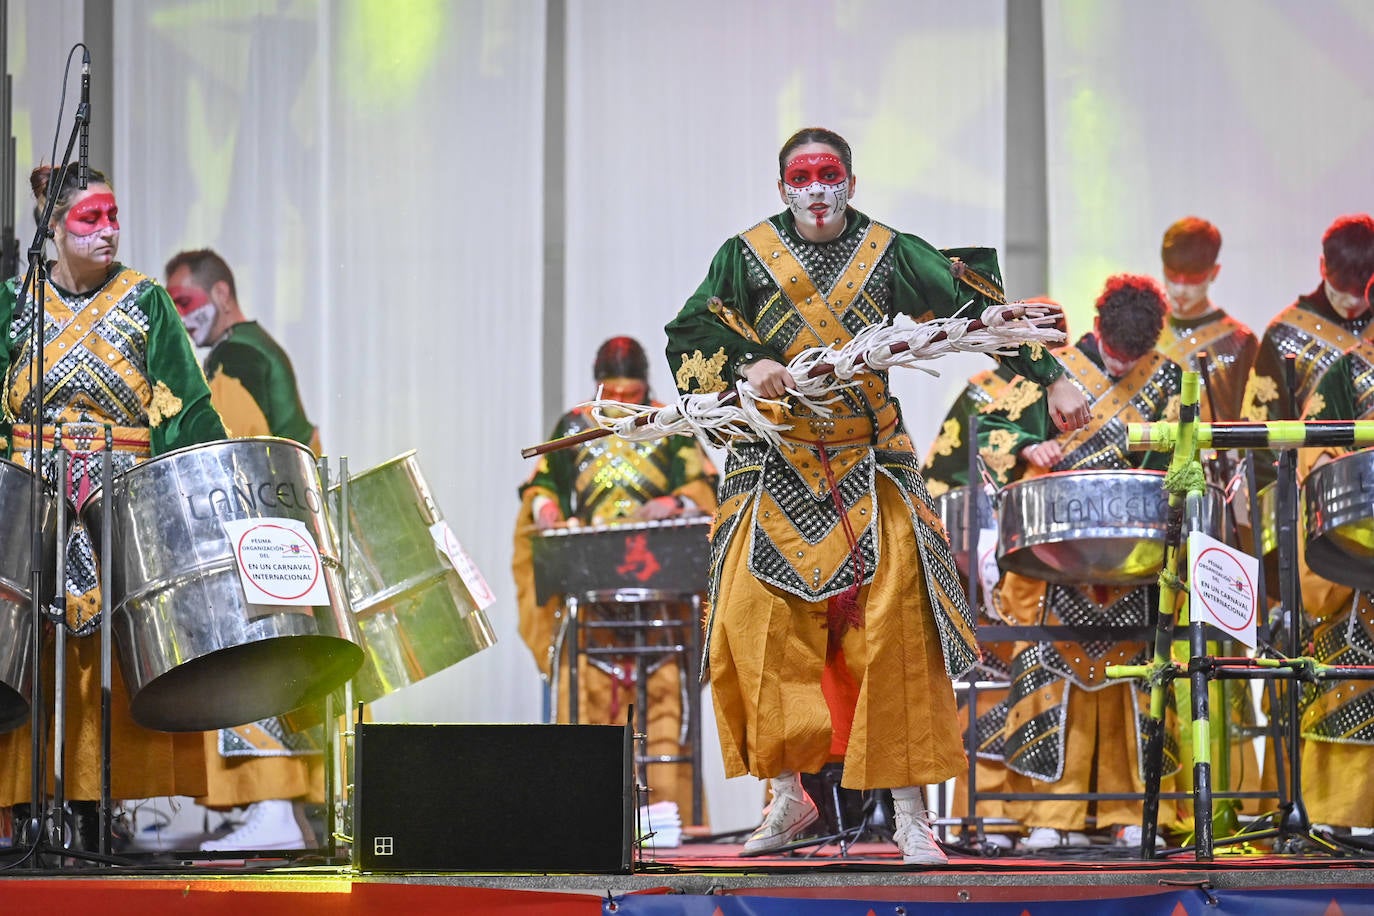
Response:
[1305,449,1374,590]
[0,458,58,732]
[997,469,1225,586]
[331,451,496,701]
[934,486,995,577]
[82,438,364,731]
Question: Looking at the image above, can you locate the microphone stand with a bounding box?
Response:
[14,94,90,864]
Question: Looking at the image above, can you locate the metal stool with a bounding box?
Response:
[550,587,703,825]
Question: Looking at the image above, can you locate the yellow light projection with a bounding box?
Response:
[340,0,447,109]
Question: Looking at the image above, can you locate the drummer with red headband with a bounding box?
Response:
[978,274,1182,852]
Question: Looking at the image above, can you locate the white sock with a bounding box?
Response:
[770,771,803,801]
[890,785,924,814]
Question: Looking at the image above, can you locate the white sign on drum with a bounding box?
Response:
[222,517,330,607]
[430,520,496,610]
[1187,531,1259,649]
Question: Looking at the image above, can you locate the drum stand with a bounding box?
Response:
[1114,369,1374,861]
[8,430,124,868]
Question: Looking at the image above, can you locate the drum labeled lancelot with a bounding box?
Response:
[996,469,1225,586]
[82,438,364,732]
[0,457,58,733]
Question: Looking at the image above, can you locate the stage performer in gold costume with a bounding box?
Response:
[664,127,1091,865]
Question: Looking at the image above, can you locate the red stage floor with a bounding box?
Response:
[4,838,1374,915]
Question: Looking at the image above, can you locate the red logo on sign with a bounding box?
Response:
[617,534,661,582]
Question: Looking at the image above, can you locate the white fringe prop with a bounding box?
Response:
[587,306,1064,449]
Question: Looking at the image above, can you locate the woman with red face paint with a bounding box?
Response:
[0,165,226,849]
[664,127,1091,865]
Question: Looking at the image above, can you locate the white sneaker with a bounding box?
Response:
[1022,826,1091,850]
[1112,824,1165,849]
[740,791,819,856]
[199,800,309,852]
[893,806,948,865]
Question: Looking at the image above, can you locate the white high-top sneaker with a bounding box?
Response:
[199,799,310,852]
[740,773,819,856]
[891,788,948,866]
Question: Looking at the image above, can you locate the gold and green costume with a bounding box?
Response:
[665,208,1065,790]
[979,335,1182,831]
[1156,309,1258,422]
[921,363,1017,498]
[1297,339,1374,827]
[922,364,1019,830]
[0,265,226,804]
[1242,287,1374,486]
[198,320,323,808]
[512,403,718,818]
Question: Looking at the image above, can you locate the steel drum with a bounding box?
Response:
[1305,449,1374,590]
[0,458,58,732]
[82,438,364,731]
[996,469,1225,586]
[934,486,995,576]
[330,451,496,702]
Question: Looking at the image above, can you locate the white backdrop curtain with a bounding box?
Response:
[11,0,1009,832]
[1044,0,1374,337]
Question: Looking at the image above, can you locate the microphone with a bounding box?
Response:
[79,48,90,189]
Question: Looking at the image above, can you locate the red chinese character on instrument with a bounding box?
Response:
[617,534,661,582]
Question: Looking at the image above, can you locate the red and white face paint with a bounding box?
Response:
[1097,333,1139,378]
[62,191,120,263]
[1324,279,1370,320]
[169,283,217,347]
[1162,268,1213,316]
[781,152,850,236]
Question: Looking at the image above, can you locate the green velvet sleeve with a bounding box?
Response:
[975,376,1055,484]
[1305,353,1356,421]
[892,239,1064,387]
[143,283,227,453]
[665,237,785,395]
[921,383,991,493]
[0,280,17,447]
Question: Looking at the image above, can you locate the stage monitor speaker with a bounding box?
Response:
[355,722,633,873]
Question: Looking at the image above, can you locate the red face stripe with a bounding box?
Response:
[783,153,847,188]
[65,193,120,236]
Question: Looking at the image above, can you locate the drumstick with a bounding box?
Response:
[522,306,1043,458]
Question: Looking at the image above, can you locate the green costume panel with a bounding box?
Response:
[920,363,1017,498]
[203,321,317,447]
